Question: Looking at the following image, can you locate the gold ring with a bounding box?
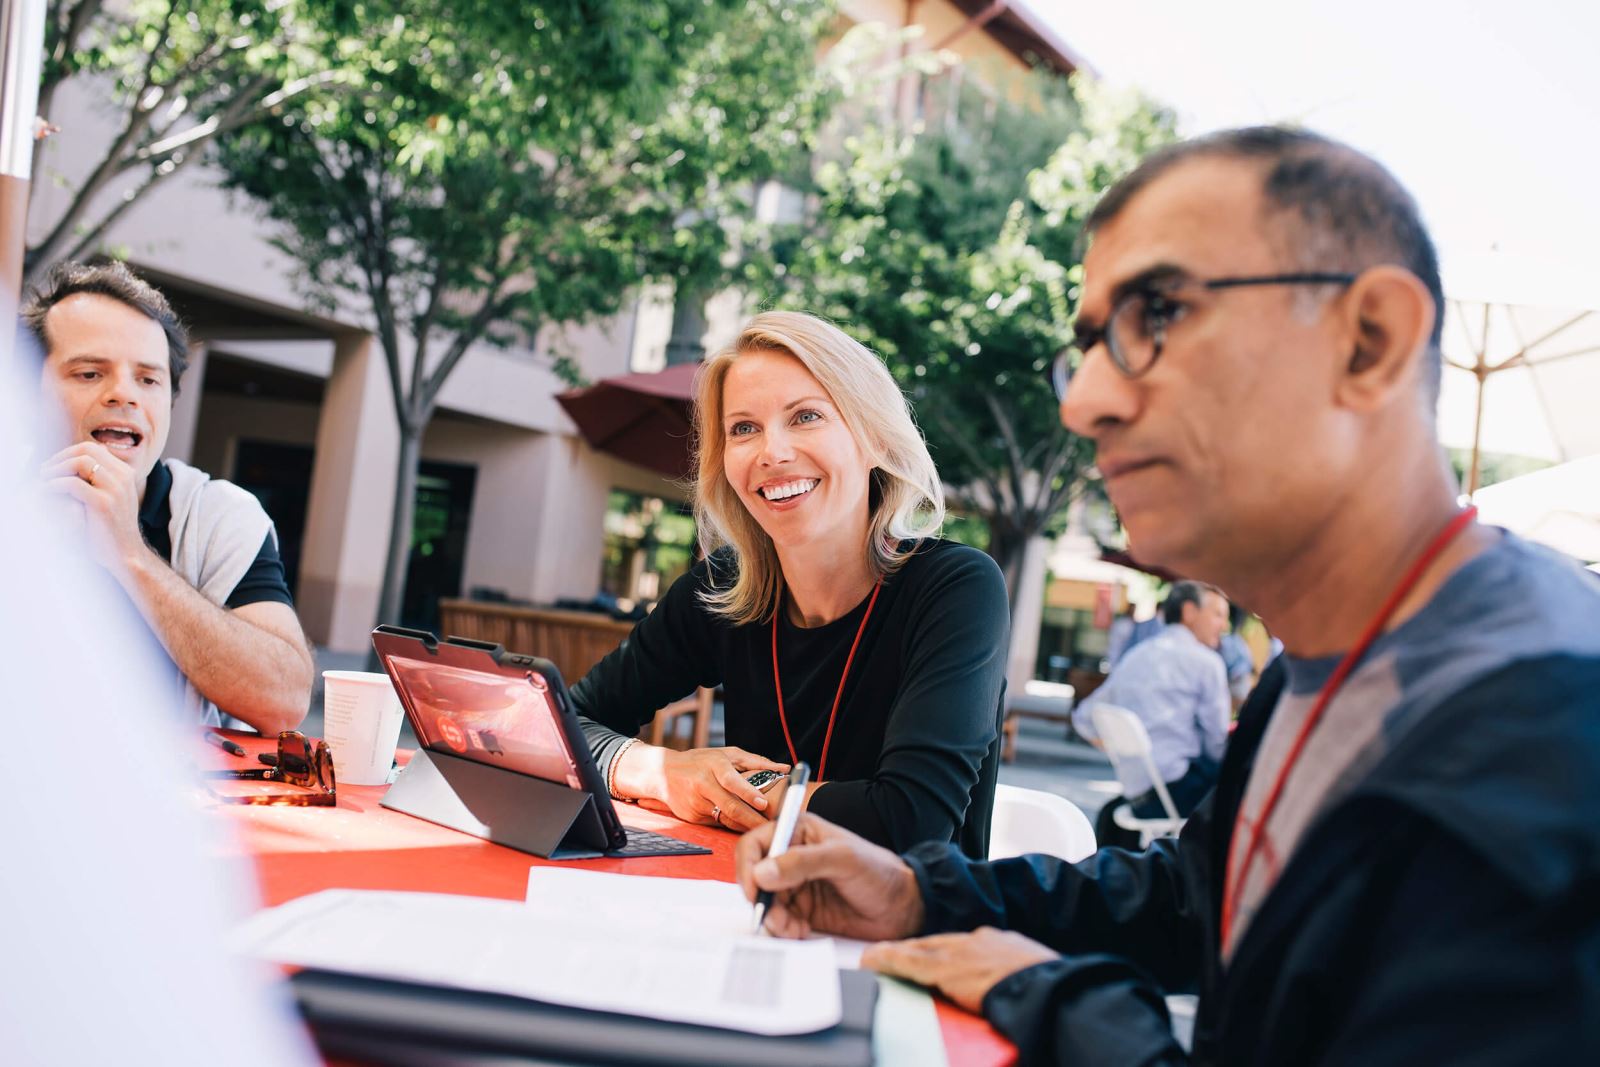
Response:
[87,462,101,485]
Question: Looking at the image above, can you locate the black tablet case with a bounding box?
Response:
[291,966,879,1067]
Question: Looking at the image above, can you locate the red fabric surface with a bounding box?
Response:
[211,734,1015,1066]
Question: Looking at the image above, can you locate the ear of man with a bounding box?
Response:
[1334,265,1438,413]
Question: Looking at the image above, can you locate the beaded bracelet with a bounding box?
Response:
[606,738,641,800]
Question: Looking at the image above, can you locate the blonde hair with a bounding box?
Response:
[693,311,945,626]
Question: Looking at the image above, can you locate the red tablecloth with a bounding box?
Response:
[210,734,1016,1066]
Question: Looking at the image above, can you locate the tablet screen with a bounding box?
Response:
[386,655,584,790]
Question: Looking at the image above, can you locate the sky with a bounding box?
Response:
[1033,0,1600,461]
[1034,0,1600,302]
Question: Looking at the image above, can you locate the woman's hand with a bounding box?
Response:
[615,743,788,830]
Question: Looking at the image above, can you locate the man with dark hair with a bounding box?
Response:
[735,127,1600,1064]
[27,261,312,734]
[1073,579,1230,838]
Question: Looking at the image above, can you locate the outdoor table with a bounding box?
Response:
[209,731,1017,1066]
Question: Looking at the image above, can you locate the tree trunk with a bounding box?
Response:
[1004,533,1051,698]
[375,422,423,633]
[982,511,1051,697]
[985,514,1029,598]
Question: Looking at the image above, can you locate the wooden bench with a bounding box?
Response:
[438,599,714,750]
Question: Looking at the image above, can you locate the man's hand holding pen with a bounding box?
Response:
[735,811,1058,1014]
[735,810,924,942]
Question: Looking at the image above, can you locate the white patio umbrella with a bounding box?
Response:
[1436,251,1600,494]
[1471,455,1600,565]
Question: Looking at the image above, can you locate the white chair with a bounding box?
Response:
[1088,704,1187,846]
[988,784,1097,862]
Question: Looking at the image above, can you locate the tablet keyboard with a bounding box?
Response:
[609,827,713,857]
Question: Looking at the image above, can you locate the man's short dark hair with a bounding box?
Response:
[20,261,191,397]
[1163,580,1223,625]
[1085,126,1445,400]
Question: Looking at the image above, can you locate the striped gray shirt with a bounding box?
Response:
[1224,532,1600,959]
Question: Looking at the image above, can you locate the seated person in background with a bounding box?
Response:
[735,127,1600,1065]
[1074,580,1230,841]
[571,310,1010,855]
[1217,602,1255,706]
[26,261,312,734]
[1104,605,1136,667]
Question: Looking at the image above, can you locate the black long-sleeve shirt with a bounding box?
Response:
[570,539,1010,854]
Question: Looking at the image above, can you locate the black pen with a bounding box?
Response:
[204,730,247,757]
[752,761,811,934]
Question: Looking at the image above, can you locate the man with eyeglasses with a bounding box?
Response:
[736,127,1600,1064]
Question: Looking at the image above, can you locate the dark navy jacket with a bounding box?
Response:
[907,653,1600,1065]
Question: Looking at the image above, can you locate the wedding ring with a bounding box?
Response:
[87,462,101,485]
[711,804,721,821]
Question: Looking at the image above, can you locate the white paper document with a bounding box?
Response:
[523,867,871,969]
[233,888,841,1036]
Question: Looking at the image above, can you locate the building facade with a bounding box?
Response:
[26,0,1080,653]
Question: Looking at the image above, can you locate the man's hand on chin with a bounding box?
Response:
[862,927,1059,1013]
[39,442,148,575]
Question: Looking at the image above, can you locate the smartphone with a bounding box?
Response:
[745,769,784,793]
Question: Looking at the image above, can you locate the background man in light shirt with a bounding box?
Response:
[1074,580,1231,838]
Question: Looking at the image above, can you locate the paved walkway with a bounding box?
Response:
[994,716,1122,825]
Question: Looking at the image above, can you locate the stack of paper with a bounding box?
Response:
[522,868,870,969]
[233,888,840,1036]
[521,868,947,1067]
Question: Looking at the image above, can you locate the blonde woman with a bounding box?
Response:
[571,311,1010,855]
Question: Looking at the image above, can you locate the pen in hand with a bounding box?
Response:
[204,730,247,758]
[751,761,811,934]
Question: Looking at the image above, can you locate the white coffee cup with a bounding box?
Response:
[321,670,405,786]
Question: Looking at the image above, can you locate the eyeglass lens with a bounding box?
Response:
[1053,288,1174,400]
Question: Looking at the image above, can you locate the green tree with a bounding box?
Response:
[27,0,353,284]
[759,73,1177,594]
[217,0,838,633]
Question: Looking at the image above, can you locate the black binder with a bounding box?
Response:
[290,967,879,1067]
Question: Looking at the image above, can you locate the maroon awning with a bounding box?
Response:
[1097,545,1184,585]
[556,363,700,479]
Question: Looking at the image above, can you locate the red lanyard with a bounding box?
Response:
[1220,506,1478,951]
[771,580,882,781]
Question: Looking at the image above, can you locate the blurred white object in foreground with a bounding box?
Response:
[0,337,313,1066]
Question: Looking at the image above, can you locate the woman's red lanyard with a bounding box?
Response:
[771,580,883,782]
[1219,506,1478,951]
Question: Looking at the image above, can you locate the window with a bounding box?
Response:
[600,490,697,605]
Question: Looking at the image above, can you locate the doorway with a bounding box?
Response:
[400,460,478,631]
[230,440,314,594]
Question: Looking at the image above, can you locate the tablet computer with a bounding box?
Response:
[371,624,708,858]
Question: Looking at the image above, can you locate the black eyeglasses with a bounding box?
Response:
[204,731,336,807]
[1049,272,1357,400]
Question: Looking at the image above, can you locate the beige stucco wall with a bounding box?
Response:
[190,392,321,479]
[29,80,633,434]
